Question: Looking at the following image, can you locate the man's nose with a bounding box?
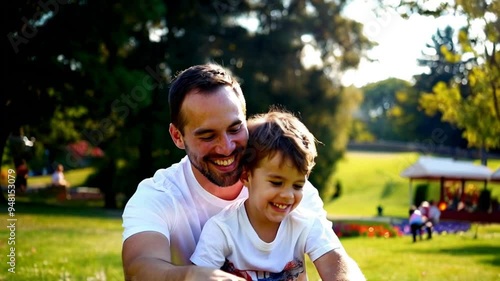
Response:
[215,134,236,155]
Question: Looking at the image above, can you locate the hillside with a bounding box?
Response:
[324,151,500,218]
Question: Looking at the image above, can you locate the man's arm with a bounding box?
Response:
[314,250,366,281]
[302,182,365,280]
[122,231,245,281]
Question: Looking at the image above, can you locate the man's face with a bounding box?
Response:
[173,86,248,187]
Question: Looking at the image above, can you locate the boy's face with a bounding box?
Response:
[242,153,305,228]
[169,86,248,187]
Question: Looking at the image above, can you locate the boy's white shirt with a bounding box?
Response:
[122,156,336,265]
[190,199,341,280]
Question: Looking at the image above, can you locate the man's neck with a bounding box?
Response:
[191,165,244,200]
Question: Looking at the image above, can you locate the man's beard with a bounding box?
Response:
[200,162,242,187]
[186,147,244,187]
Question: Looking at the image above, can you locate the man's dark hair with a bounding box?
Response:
[168,63,246,133]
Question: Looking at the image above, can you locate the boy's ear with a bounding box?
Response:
[169,123,185,149]
[240,169,250,186]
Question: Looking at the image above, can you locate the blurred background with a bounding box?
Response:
[3,0,499,208]
[2,1,500,280]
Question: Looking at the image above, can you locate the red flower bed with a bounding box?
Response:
[333,221,403,238]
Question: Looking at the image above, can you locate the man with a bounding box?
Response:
[122,63,364,280]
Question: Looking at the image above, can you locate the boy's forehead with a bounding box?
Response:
[260,153,300,171]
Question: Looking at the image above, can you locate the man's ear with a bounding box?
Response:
[169,123,185,149]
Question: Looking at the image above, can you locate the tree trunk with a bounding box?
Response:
[480,146,488,166]
[0,130,10,204]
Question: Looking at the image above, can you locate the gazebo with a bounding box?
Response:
[491,168,500,182]
[401,156,499,223]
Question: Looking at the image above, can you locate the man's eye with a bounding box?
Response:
[270,181,282,186]
[229,125,242,134]
[199,135,214,141]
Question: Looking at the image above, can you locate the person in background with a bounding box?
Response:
[14,159,29,193]
[428,200,441,228]
[409,206,424,243]
[191,108,365,281]
[52,164,70,188]
[121,63,364,280]
[419,201,433,240]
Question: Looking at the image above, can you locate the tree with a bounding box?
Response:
[419,28,500,161]
[412,26,469,150]
[392,0,500,162]
[4,0,375,205]
[215,1,373,198]
[4,0,167,207]
[359,78,417,142]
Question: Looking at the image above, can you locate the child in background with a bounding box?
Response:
[409,206,424,243]
[190,108,365,281]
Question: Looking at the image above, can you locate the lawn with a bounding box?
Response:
[305,223,500,281]
[1,151,499,280]
[1,202,499,281]
[0,203,123,281]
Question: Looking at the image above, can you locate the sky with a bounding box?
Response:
[340,0,468,87]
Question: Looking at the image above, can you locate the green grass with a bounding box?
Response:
[0,203,122,281]
[1,151,499,280]
[305,224,500,281]
[1,203,498,281]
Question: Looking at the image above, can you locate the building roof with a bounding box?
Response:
[491,168,500,182]
[400,156,492,181]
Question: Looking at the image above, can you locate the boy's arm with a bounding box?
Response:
[314,250,366,281]
[122,231,244,281]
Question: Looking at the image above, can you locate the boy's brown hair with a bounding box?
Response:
[243,107,318,176]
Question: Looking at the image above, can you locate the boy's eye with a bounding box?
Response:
[269,181,282,186]
[293,184,304,190]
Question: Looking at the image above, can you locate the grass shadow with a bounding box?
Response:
[379,180,395,199]
[436,245,500,267]
[407,244,500,267]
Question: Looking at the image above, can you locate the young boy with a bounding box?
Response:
[190,108,365,281]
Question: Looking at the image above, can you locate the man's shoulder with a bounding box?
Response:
[289,207,318,226]
[211,199,245,222]
[141,157,189,190]
[128,158,191,206]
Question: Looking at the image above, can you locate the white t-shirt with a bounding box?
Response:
[429,206,441,223]
[122,156,335,265]
[191,199,341,281]
[51,171,64,185]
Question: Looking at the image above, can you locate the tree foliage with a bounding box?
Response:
[394,0,500,154]
[4,0,374,205]
[358,78,416,142]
